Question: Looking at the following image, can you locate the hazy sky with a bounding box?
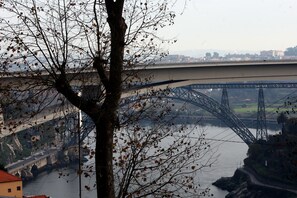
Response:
[161,0,297,54]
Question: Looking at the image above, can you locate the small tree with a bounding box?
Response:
[284,117,297,135]
[284,46,297,57]
[277,112,288,135]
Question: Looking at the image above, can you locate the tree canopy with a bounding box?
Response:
[284,46,297,56]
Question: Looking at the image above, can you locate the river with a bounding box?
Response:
[23,125,278,198]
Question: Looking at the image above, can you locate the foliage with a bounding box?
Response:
[245,116,297,184]
[246,141,265,161]
[284,46,297,56]
[277,112,288,125]
[285,117,297,135]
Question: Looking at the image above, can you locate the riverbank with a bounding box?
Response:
[213,168,297,198]
[158,114,279,130]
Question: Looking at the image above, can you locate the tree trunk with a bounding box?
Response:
[94,2,127,197]
[95,114,116,198]
[55,2,127,197]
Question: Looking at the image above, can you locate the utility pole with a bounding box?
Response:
[78,108,82,198]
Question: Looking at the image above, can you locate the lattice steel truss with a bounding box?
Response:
[221,88,230,109]
[256,88,268,141]
[168,87,256,145]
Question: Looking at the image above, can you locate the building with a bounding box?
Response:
[0,170,22,198]
[260,50,284,58]
[0,170,49,198]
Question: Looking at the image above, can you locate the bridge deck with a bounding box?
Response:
[1,61,297,89]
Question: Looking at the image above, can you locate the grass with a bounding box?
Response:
[233,107,278,114]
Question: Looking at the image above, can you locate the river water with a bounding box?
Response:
[23,125,278,198]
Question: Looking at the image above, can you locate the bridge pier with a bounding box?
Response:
[256,88,268,141]
[221,88,230,109]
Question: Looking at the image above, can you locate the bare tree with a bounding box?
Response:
[0,0,214,197]
[113,95,214,197]
[80,94,215,197]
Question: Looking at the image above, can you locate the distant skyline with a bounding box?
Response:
[159,0,297,56]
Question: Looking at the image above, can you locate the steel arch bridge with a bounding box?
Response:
[67,86,256,147]
[120,87,256,145]
[166,87,256,145]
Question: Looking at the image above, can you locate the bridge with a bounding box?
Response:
[122,60,297,97]
[0,105,78,138]
[133,60,297,84]
[121,86,258,144]
[1,60,297,145]
[5,148,58,177]
[2,61,297,176]
[1,60,297,90]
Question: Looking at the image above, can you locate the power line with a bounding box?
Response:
[266,89,297,109]
[208,128,231,139]
[173,133,245,144]
[266,90,297,119]
[204,137,244,144]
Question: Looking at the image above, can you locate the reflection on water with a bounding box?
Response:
[23,125,277,198]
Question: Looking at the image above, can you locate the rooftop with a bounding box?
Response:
[0,170,21,183]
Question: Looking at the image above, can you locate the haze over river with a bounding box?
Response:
[23,125,278,198]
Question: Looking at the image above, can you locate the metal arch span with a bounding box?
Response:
[167,87,256,145]
[69,87,256,146]
[120,87,256,145]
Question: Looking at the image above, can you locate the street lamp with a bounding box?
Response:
[77,92,82,198]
